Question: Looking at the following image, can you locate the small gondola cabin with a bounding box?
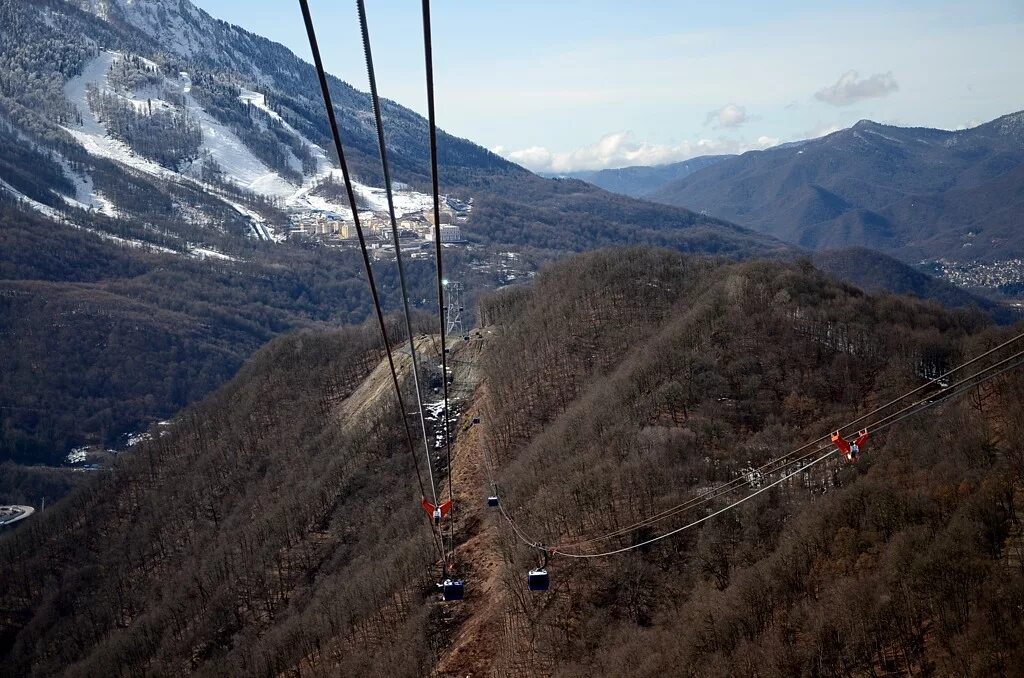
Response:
[527,569,549,591]
[442,579,465,601]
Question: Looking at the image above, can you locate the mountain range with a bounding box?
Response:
[3,0,779,256]
[0,0,1018,469]
[646,114,1024,266]
[3,3,1024,675]
[543,154,732,198]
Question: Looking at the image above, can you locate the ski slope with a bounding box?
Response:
[60,52,445,241]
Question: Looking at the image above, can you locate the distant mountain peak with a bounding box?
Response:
[852,119,882,129]
[75,0,213,58]
[994,110,1024,135]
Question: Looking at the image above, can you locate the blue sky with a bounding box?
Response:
[192,0,1024,172]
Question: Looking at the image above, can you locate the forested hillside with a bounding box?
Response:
[0,192,479,465]
[812,247,1016,323]
[470,249,1024,675]
[2,249,1022,676]
[649,113,1024,269]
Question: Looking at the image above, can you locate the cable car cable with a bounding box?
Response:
[297,0,444,563]
[552,352,1024,558]
[356,0,440,519]
[494,349,1024,559]
[558,343,1024,549]
[556,333,1024,548]
[420,0,459,571]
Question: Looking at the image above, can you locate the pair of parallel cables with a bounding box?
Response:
[489,333,1024,560]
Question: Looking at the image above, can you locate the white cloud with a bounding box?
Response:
[815,70,899,106]
[705,103,749,128]
[493,131,780,173]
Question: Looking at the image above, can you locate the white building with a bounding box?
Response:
[426,223,462,243]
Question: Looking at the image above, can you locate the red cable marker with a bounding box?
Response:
[422,498,454,525]
[831,429,868,463]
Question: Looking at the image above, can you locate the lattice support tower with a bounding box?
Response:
[443,280,465,336]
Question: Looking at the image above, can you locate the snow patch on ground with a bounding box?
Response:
[57,157,118,217]
[125,432,152,447]
[353,183,436,218]
[0,178,65,222]
[1,177,179,255]
[66,447,89,464]
[190,246,239,262]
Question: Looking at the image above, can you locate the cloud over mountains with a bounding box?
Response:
[494,131,779,173]
[815,70,899,106]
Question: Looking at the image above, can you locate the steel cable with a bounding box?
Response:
[297,0,444,564]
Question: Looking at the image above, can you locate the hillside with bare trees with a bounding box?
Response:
[2,249,1023,676]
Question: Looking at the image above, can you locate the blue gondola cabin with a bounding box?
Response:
[527,569,549,591]
[442,579,465,601]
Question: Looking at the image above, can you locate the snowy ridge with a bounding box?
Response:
[110,0,211,59]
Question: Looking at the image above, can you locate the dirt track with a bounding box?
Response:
[332,329,517,677]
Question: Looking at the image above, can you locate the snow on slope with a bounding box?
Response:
[235,88,441,219]
[190,246,239,261]
[57,157,118,217]
[2,105,117,217]
[179,73,296,198]
[65,55,299,211]
[0,177,178,255]
[3,174,241,260]
[110,0,211,59]
[63,51,174,178]
[62,52,284,241]
[237,89,306,175]
[61,52,443,241]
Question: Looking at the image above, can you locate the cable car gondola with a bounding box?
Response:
[487,495,499,507]
[528,547,550,591]
[441,578,465,601]
[527,569,549,591]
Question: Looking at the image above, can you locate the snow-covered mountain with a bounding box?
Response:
[2,0,777,260]
[0,0,520,254]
